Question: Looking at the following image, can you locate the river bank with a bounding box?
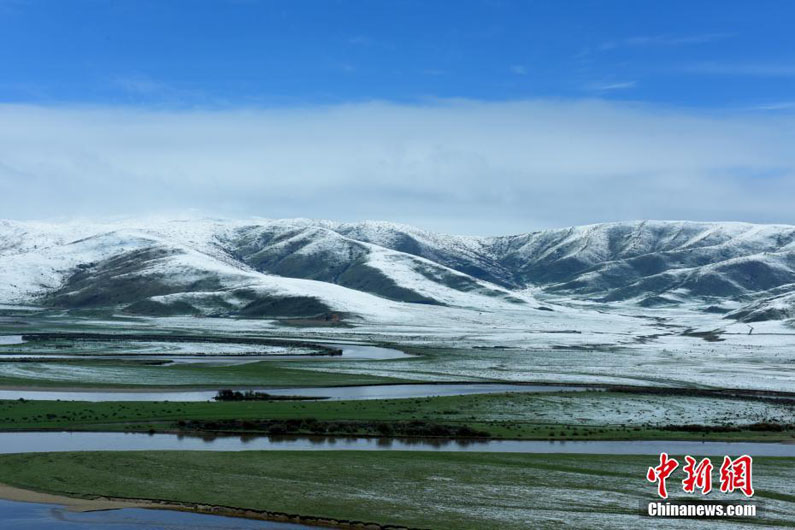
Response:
[1,451,792,529]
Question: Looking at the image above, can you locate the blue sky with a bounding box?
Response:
[2,0,793,108]
[1,1,794,233]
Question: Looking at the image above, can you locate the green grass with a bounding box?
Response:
[0,451,792,529]
[0,359,414,388]
[1,392,793,441]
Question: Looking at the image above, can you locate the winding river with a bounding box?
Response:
[0,431,792,456]
[0,340,410,363]
[1,334,792,527]
[0,337,591,400]
[0,433,791,529]
[0,383,585,402]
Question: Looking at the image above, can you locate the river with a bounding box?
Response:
[0,499,310,529]
[0,383,585,402]
[0,431,792,456]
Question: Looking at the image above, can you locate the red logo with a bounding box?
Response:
[647,454,754,498]
[682,456,713,494]
[646,452,679,499]
[719,455,754,497]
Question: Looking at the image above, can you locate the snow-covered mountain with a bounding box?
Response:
[1,218,794,323]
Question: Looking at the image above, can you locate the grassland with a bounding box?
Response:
[1,391,793,441]
[0,358,415,388]
[0,451,792,529]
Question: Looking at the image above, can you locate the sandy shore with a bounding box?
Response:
[0,482,397,528]
[0,483,155,512]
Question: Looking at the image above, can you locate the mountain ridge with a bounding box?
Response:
[1,218,794,323]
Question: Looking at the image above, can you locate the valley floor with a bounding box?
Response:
[0,308,793,528]
[1,391,793,442]
[0,451,792,529]
[5,303,794,391]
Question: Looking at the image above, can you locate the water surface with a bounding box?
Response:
[0,343,408,364]
[0,383,582,402]
[0,499,310,529]
[0,432,791,456]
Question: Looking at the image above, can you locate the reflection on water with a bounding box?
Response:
[0,499,311,529]
[0,431,792,456]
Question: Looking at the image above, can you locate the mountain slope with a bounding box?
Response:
[1,218,794,323]
[0,219,534,322]
[488,221,795,307]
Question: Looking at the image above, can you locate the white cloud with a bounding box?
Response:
[0,99,794,234]
[585,81,637,92]
[750,101,795,111]
[347,35,372,46]
[683,62,795,77]
[624,33,734,46]
[112,75,168,95]
[598,33,734,52]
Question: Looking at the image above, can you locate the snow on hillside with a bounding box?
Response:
[1,217,794,323]
[0,222,154,303]
[0,218,538,321]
